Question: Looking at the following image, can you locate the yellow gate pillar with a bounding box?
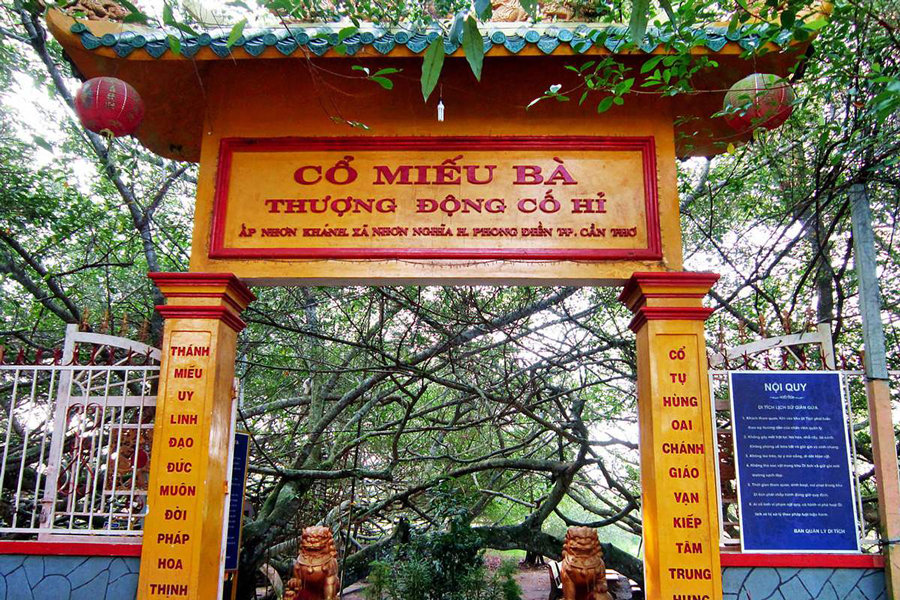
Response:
[619,272,722,600]
[137,273,255,600]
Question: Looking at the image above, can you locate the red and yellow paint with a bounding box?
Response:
[621,273,723,600]
[136,274,254,600]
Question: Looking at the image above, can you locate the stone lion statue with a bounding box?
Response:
[284,526,340,600]
[561,527,612,600]
[490,0,574,21]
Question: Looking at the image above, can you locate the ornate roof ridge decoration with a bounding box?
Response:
[66,17,795,60]
[60,0,129,22]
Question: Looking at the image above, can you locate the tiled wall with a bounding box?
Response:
[0,555,888,600]
[0,555,139,600]
[723,566,886,600]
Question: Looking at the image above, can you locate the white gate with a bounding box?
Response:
[0,325,159,541]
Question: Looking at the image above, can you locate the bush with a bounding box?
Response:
[362,520,522,600]
[489,560,523,600]
[363,561,392,600]
[391,556,432,600]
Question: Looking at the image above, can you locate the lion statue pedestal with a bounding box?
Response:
[283,526,340,600]
[561,527,613,600]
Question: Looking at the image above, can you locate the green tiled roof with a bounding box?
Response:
[68,20,795,59]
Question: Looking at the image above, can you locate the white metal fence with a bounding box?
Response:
[0,326,159,540]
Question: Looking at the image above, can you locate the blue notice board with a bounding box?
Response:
[225,432,250,571]
[730,372,859,552]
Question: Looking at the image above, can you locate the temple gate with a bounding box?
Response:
[41,7,846,600]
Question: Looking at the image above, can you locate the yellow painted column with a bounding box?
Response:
[619,272,722,600]
[137,273,255,600]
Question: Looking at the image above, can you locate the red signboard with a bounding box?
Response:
[209,136,661,261]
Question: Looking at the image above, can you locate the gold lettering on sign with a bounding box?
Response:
[212,138,662,261]
[144,330,210,598]
[655,334,717,599]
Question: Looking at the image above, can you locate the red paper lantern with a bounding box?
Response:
[724,74,794,133]
[74,77,145,137]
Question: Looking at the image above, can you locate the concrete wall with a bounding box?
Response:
[723,566,886,600]
[0,555,139,600]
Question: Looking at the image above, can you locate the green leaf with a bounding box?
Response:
[374,68,402,76]
[658,0,676,24]
[475,0,492,20]
[32,135,53,152]
[780,9,795,29]
[331,116,370,130]
[116,0,140,12]
[338,26,358,42]
[123,12,149,23]
[449,11,465,42]
[641,55,664,73]
[572,39,591,53]
[462,16,484,81]
[172,22,200,37]
[265,0,292,12]
[597,96,615,113]
[227,18,247,48]
[117,0,148,22]
[804,17,829,30]
[727,12,740,36]
[628,0,650,43]
[792,27,809,41]
[519,0,537,19]
[168,34,182,55]
[162,2,175,25]
[371,76,394,90]
[526,96,544,110]
[614,77,635,95]
[421,38,445,102]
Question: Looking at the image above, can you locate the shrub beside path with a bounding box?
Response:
[339,563,552,600]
